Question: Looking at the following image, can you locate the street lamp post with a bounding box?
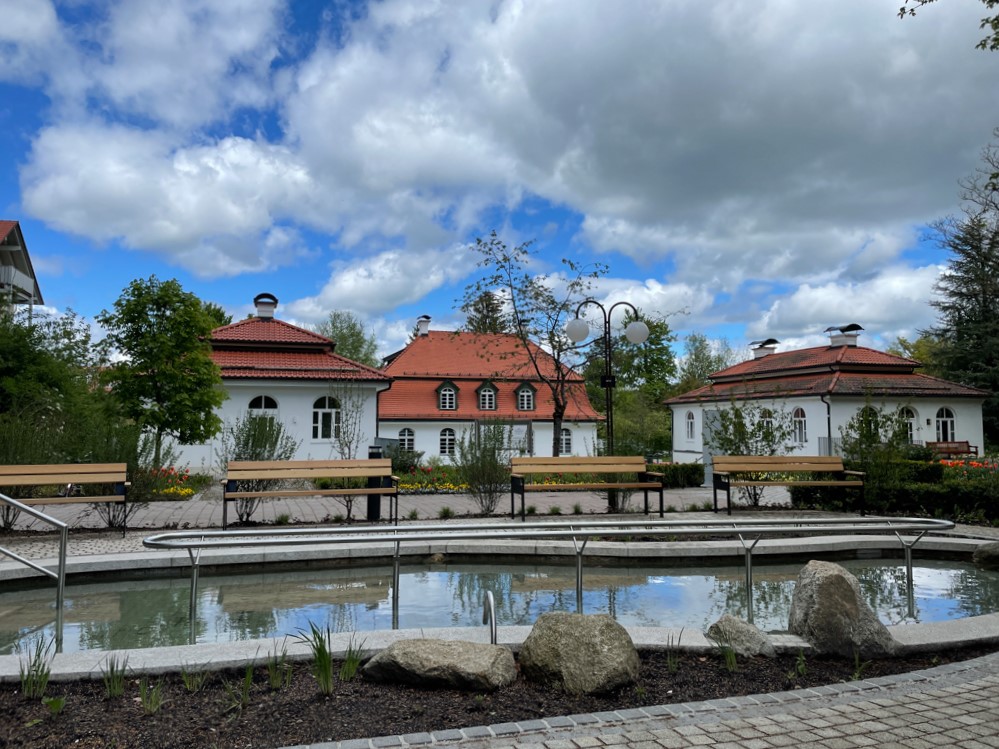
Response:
[565,299,649,462]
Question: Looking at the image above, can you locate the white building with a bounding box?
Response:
[178,293,392,472]
[667,325,987,469]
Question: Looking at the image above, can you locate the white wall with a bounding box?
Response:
[670,395,986,464]
[379,420,599,463]
[177,379,385,474]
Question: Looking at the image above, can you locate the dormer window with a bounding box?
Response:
[477,383,497,411]
[437,382,458,411]
[516,383,535,411]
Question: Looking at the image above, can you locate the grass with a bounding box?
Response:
[100,653,129,698]
[139,677,165,715]
[180,664,212,693]
[223,664,254,714]
[339,636,366,681]
[708,633,739,673]
[665,628,683,673]
[438,506,455,520]
[548,505,562,515]
[406,508,420,520]
[788,649,807,680]
[295,621,335,695]
[274,512,291,526]
[852,649,872,681]
[267,641,293,690]
[572,502,583,515]
[18,638,52,700]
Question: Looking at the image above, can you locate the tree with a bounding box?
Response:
[97,276,226,466]
[927,214,999,443]
[899,0,999,51]
[581,311,677,456]
[202,302,233,329]
[886,333,944,376]
[706,400,795,507]
[461,231,605,457]
[462,291,512,334]
[673,333,738,395]
[316,310,379,367]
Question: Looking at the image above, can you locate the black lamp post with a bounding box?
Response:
[565,300,649,459]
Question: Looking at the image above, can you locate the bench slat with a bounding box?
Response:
[523,482,663,492]
[224,487,399,499]
[227,467,393,481]
[0,472,128,486]
[227,459,392,471]
[15,495,127,506]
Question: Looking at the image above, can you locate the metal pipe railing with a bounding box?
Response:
[145,516,955,639]
[0,492,68,652]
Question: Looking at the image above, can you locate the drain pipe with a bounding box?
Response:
[820,394,833,455]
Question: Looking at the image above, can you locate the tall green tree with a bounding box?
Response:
[97,276,226,465]
[460,231,605,457]
[581,311,676,456]
[202,302,233,329]
[673,333,738,395]
[462,291,512,334]
[316,310,379,367]
[928,214,999,443]
[886,333,944,376]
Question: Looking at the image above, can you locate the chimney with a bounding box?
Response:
[253,293,278,319]
[416,314,431,336]
[824,323,863,347]
[750,338,779,359]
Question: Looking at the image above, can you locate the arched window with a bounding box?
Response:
[792,407,807,444]
[858,406,880,442]
[439,428,456,456]
[936,407,955,442]
[759,408,774,431]
[516,386,535,411]
[248,395,278,415]
[478,387,496,411]
[560,428,572,454]
[900,407,916,443]
[399,428,415,451]
[439,386,456,410]
[312,396,341,440]
[685,411,695,440]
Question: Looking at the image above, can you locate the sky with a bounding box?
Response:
[2,0,998,362]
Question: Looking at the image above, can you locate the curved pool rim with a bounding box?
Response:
[1,531,998,682]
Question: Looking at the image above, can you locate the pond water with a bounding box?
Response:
[3,557,998,654]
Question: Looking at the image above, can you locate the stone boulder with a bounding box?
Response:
[362,639,516,692]
[519,612,640,694]
[706,614,776,658]
[788,560,896,658]
[972,541,999,571]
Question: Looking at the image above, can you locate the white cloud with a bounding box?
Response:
[747,264,944,343]
[286,245,478,319]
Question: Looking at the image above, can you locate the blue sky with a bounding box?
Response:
[2,0,998,360]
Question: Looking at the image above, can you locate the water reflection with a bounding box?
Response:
[2,558,998,654]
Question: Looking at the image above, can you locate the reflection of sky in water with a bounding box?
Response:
[2,558,999,654]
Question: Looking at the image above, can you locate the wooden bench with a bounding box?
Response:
[222,458,400,530]
[0,463,130,529]
[509,456,665,521]
[712,455,865,516]
[927,440,979,459]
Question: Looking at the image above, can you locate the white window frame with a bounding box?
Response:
[479,387,496,411]
[792,407,807,444]
[312,396,341,440]
[517,387,535,411]
[440,428,456,456]
[439,386,456,411]
[559,427,572,454]
[398,428,415,451]
[936,407,955,442]
[685,411,695,440]
[900,407,916,443]
[248,395,278,417]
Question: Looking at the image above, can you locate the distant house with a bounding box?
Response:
[0,220,44,314]
[378,316,601,461]
[666,325,987,466]
[177,293,392,472]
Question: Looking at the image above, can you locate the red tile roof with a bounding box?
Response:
[209,317,390,382]
[380,331,600,420]
[667,345,988,404]
[0,220,17,240]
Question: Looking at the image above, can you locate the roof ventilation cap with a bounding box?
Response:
[824,323,863,347]
[749,338,779,358]
[253,293,278,319]
[416,315,431,336]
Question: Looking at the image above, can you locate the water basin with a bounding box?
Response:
[3,556,999,654]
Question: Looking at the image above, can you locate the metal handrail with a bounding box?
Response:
[145,516,955,636]
[0,492,68,651]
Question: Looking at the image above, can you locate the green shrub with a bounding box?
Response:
[384,442,424,474]
[453,423,510,514]
[649,462,705,488]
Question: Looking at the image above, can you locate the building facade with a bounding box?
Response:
[176,294,392,472]
[667,326,987,467]
[378,316,601,461]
